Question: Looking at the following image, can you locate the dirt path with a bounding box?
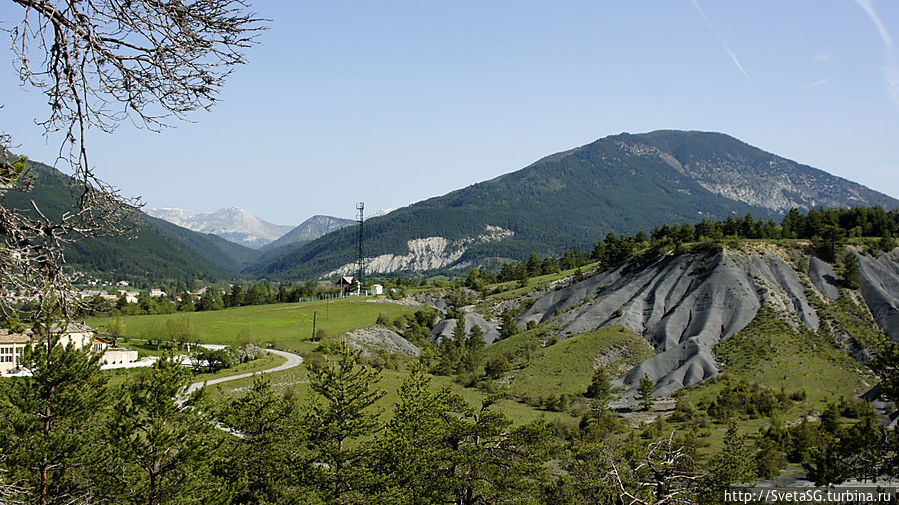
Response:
[185,349,303,396]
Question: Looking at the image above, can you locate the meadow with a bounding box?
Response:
[87,297,417,353]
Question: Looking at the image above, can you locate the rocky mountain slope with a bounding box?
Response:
[508,244,898,401]
[251,130,899,280]
[146,207,292,249]
[263,215,356,251]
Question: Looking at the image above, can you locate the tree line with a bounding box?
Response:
[468,206,898,290]
[5,334,899,505]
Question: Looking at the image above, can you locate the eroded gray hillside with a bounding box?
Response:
[808,257,839,301]
[857,250,899,341]
[430,311,500,345]
[518,245,821,398]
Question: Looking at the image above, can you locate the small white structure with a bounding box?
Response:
[149,289,167,298]
[371,284,384,295]
[101,347,139,365]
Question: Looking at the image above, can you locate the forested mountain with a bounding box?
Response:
[3,161,260,281]
[251,130,899,280]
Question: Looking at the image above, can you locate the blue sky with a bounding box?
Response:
[1,1,898,225]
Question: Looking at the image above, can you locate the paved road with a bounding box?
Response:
[185,349,304,396]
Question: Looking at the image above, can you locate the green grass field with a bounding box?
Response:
[85,251,884,449]
[87,297,580,428]
[87,297,417,353]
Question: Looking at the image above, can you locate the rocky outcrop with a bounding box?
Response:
[326,226,514,277]
[518,245,820,399]
[344,326,420,356]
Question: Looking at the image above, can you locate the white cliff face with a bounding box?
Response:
[326,225,514,277]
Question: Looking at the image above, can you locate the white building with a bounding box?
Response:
[1,322,139,374]
[0,329,29,373]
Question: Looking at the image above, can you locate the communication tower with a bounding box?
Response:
[355,202,365,289]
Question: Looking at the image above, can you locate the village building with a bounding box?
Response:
[0,329,30,373]
[118,290,140,303]
[0,322,139,375]
[337,276,360,294]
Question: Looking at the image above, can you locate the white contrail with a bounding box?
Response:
[854,0,899,110]
[855,0,893,49]
[800,76,838,89]
[689,0,751,80]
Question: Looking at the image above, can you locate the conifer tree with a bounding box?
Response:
[216,376,307,504]
[638,374,655,411]
[585,368,613,405]
[452,316,467,342]
[499,311,518,340]
[376,364,455,504]
[700,421,756,501]
[444,394,554,505]
[841,252,860,289]
[0,313,108,505]
[305,343,385,503]
[103,354,224,505]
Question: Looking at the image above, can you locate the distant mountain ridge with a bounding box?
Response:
[146,207,292,249]
[4,162,259,281]
[251,130,899,280]
[263,215,356,251]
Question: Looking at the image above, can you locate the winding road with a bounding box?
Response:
[185,348,304,396]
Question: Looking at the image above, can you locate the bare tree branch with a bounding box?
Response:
[0,0,265,317]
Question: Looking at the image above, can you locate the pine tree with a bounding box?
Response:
[638,374,655,411]
[701,421,757,499]
[452,316,467,342]
[305,343,385,503]
[841,252,860,289]
[215,375,306,504]
[103,354,225,505]
[445,395,554,505]
[377,364,455,504]
[585,368,612,405]
[498,311,518,340]
[0,314,108,505]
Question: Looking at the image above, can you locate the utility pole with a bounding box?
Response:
[312,310,317,340]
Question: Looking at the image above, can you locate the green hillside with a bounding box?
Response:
[3,160,259,281]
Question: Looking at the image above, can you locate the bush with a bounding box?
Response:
[484,355,512,379]
[315,338,345,355]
